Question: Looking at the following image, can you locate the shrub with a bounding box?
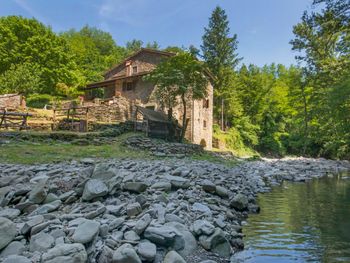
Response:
[26,94,57,108]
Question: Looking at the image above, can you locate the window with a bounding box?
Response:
[203,99,209,108]
[122,81,136,91]
[133,66,138,74]
[203,120,207,128]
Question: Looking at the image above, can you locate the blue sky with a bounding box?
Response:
[0,0,314,66]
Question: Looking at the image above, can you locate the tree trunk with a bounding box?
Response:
[180,94,188,142]
[167,107,173,122]
[301,84,309,154]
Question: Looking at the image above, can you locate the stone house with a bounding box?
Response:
[84,48,213,149]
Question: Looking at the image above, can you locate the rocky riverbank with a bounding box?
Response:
[0,157,349,263]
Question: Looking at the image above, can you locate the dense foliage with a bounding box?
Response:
[201,1,349,159]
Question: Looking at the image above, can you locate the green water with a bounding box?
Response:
[234,174,350,263]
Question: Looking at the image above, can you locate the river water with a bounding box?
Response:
[233,173,350,263]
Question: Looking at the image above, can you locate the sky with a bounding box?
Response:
[0,0,315,66]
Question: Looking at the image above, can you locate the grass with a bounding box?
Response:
[0,131,242,166]
[0,132,151,164]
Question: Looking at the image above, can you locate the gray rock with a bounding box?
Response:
[20,215,44,235]
[42,243,87,263]
[151,182,172,192]
[134,213,151,235]
[0,217,17,250]
[202,180,216,193]
[123,182,148,193]
[165,214,185,224]
[192,203,212,214]
[29,232,54,252]
[112,243,141,263]
[2,255,31,263]
[0,208,20,220]
[137,240,156,261]
[165,175,190,189]
[124,230,140,242]
[126,203,142,217]
[0,241,25,257]
[230,194,248,211]
[44,193,59,203]
[163,250,186,263]
[31,200,62,215]
[199,228,231,258]
[144,226,183,249]
[91,163,115,181]
[82,179,108,201]
[71,219,100,244]
[215,186,229,198]
[193,220,215,236]
[28,182,47,204]
[166,222,197,257]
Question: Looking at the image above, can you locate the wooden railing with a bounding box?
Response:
[0,109,32,130]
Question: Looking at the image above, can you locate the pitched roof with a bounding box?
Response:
[103,48,175,78]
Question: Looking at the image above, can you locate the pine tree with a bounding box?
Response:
[201,6,241,87]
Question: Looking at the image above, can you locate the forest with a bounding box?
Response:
[0,0,349,159]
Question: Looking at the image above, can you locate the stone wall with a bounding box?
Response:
[0,94,26,109]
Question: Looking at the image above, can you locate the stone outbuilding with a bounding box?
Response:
[84,48,213,149]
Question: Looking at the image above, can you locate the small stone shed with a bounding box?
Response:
[134,106,180,139]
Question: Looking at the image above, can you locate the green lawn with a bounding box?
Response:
[0,132,240,166]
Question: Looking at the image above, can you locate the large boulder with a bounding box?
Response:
[193,220,215,236]
[29,232,54,252]
[134,213,152,235]
[71,219,100,244]
[91,163,116,181]
[230,194,248,211]
[126,203,142,217]
[199,228,231,258]
[136,240,156,262]
[144,225,184,250]
[42,243,87,263]
[82,179,108,201]
[112,243,141,263]
[123,182,148,193]
[164,175,190,189]
[2,255,31,263]
[163,251,186,263]
[28,182,47,204]
[166,222,197,257]
[0,241,25,257]
[0,217,17,250]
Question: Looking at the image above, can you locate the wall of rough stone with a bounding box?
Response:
[0,94,26,109]
[104,51,170,80]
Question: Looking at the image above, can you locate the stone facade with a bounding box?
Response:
[0,94,26,109]
[85,49,213,149]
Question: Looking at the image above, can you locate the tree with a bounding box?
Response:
[0,62,41,95]
[290,0,350,157]
[201,6,241,78]
[201,6,241,128]
[61,26,127,85]
[145,52,209,141]
[0,16,79,94]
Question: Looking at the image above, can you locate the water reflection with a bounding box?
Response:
[233,174,350,263]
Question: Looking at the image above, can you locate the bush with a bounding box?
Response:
[26,94,57,108]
